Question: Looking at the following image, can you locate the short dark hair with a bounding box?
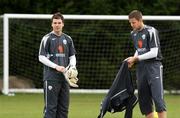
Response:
[128,10,142,21]
[51,12,64,23]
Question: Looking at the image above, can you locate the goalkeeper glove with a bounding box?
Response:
[64,66,79,87]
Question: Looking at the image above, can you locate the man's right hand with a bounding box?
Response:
[126,56,138,68]
[55,66,65,73]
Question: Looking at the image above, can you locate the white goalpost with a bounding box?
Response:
[1,14,180,95]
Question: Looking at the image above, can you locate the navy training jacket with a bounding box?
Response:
[97,61,138,118]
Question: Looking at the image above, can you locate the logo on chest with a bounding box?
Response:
[138,39,143,48]
[58,45,64,53]
[137,34,146,48]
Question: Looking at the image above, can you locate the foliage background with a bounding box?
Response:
[0,0,180,90]
[0,0,180,15]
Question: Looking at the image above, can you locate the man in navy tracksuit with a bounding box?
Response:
[126,10,167,118]
[39,12,76,118]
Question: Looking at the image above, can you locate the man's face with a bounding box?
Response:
[129,18,142,31]
[51,18,64,33]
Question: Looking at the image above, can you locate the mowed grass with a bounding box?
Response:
[0,93,180,118]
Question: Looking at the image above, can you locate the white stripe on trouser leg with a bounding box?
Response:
[45,81,48,113]
[160,65,163,99]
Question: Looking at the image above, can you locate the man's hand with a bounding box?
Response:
[126,56,139,68]
[55,66,65,72]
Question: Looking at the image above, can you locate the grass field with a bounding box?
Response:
[0,93,180,118]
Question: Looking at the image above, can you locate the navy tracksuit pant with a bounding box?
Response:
[43,80,70,118]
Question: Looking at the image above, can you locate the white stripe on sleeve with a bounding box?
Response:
[39,55,58,69]
[134,50,138,57]
[69,55,76,67]
[138,47,158,61]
